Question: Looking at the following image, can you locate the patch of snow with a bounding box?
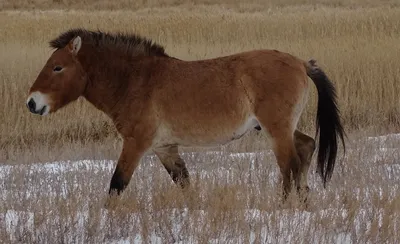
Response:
[367,133,400,143]
[2,133,400,243]
[5,210,35,242]
[3,207,397,243]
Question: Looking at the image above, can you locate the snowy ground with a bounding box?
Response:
[1,134,400,243]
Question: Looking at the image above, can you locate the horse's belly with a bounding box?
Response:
[153,115,259,148]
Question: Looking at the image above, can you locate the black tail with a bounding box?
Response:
[306,59,345,187]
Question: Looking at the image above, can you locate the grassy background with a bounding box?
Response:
[2,0,400,11]
[1,4,400,159]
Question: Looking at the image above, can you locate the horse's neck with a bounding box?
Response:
[81,53,134,119]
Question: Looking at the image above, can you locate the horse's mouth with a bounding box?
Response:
[39,106,47,115]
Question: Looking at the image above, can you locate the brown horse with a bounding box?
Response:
[26,29,345,202]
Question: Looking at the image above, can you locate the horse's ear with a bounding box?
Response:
[68,36,82,55]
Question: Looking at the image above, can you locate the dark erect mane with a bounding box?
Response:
[49,28,168,57]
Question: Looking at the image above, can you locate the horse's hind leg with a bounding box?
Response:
[154,145,190,189]
[258,122,301,200]
[274,136,301,201]
[294,130,316,202]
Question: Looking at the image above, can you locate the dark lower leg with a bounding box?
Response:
[109,138,149,196]
[155,146,190,189]
[109,168,128,195]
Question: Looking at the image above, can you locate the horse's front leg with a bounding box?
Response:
[108,137,150,196]
[154,145,190,189]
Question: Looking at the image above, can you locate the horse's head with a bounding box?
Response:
[26,36,86,116]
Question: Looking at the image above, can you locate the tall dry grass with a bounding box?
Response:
[1,6,400,155]
[1,0,400,11]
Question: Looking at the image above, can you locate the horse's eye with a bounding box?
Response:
[53,66,63,72]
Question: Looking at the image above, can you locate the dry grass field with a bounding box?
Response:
[1,0,400,243]
[2,0,400,11]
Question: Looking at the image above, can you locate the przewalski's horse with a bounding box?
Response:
[26,29,345,202]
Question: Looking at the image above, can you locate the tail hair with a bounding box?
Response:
[306,59,346,187]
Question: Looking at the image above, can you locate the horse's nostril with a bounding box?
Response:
[27,98,36,113]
